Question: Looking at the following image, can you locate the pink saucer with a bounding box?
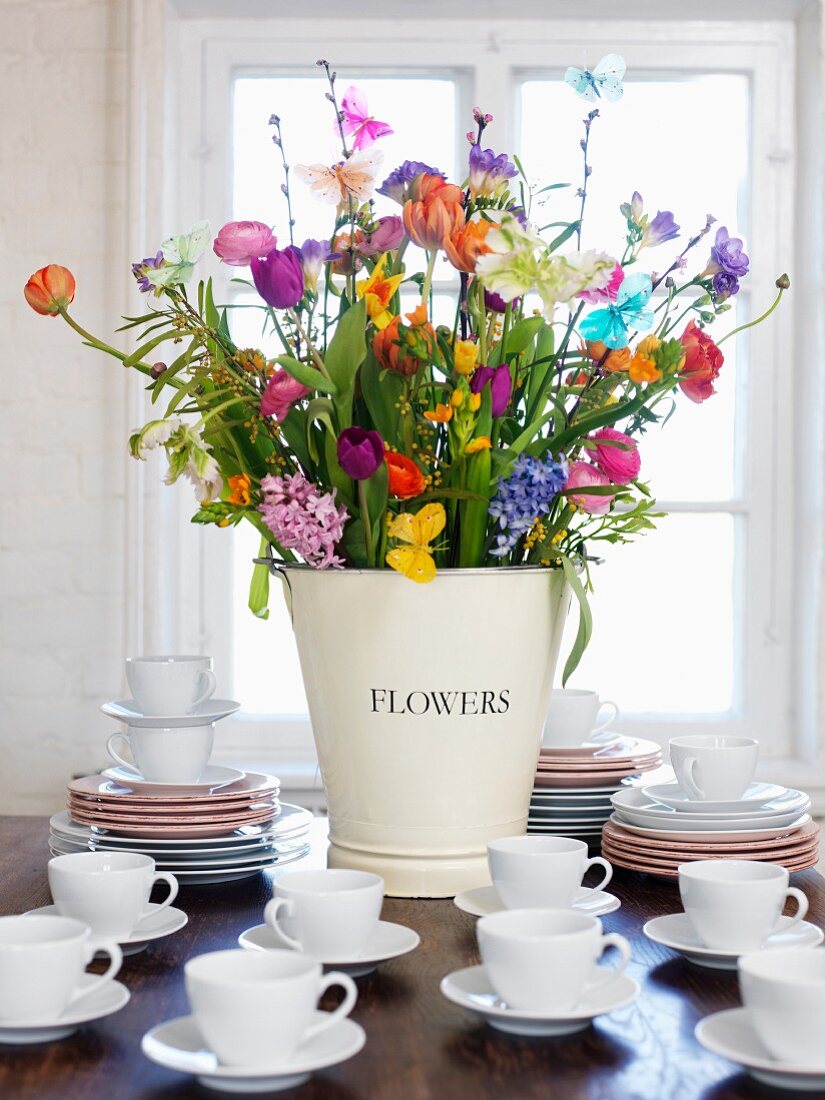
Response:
[67,798,279,825]
[68,772,279,803]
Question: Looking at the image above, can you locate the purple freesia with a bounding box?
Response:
[132,251,166,295]
[251,246,304,309]
[712,271,740,300]
[468,145,517,199]
[710,226,749,279]
[359,215,405,258]
[337,426,384,480]
[297,238,339,294]
[505,203,528,227]
[470,363,512,418]
[642,209,680,248]
[377,160,446,205]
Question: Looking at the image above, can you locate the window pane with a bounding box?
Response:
[561,513,737,714]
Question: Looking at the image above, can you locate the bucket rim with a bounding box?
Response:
[253,558,568,578]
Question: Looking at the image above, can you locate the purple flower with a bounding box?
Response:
[710,226,750,279]
[505,203,528,228]
[468,145,517,199]
[251,246,304,309]
[488,454,569,558]
[712,271,740,301]
[259,472,348,569]
[297,238,339,294]
[642,209,680,248]
[484,289,520,314]
[377,160,446,205]
[470,363,513,418]
[131,252,166,296]
[337,426,384,480]
[359,216,405,258]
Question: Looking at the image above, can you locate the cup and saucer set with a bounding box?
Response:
[143,868,419,1091]
[444,835,636,1036]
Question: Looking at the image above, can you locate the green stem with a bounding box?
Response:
[717,284,787,346]
[358,479,374,564]
[421,250,438,306]
[58,308,160,381]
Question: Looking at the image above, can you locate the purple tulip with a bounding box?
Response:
[710,226,750,279]
[251,246,304,309]
[359,216,405,258]
[484,289,520,314]
[470,363,512,418]
[337,426,384,480]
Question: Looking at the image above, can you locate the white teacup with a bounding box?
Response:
[669,735,758,801]
[265,869,383,958]
[739,947,825,1064]
[49,852,179,942]
[488,836,613,909]
[542,689,619,747]
[185,948,357,1067]
[0,914,122,1023]
[107,723,214,784]
[477,909,630,1013]
[679,860,807,952]
[125,655,216,716]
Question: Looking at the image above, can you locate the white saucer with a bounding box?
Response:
[643,913,824,970]
[642,781,804,816]
[26,903,188,956]
[238,920,420,977]
[453,885,620,919]
[440,965,639,1036]
[0,975,129,1044]
[696,1007,825,1090]
[100,765,245,793]
[101,699,241,728]
[142,1012,365,1093]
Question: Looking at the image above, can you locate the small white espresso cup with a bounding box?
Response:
[265,869,383,958]
[125,655,216,716]
[107,723,214,784]
[48,852,179,942]
[542,689,619,747]
[0,914,122,1023]
[669,735,758,801]
[679,859,807,952]
[477,909,630,1013]
[739,947,825,1064]
[487,836,613,909]
[185,948,358,1067]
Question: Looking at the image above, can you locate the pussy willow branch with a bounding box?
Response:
[317,59,356,302]
[575,110,598,251]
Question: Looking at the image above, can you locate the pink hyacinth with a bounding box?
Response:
[258,472,348,569]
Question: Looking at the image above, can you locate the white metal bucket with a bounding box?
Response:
[273,565,570,897]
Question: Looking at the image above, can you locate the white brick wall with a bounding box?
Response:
[0,0,130,813]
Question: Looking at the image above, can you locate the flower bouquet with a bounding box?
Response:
[25,57,787,894]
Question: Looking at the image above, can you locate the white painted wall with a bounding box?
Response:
[0,0,130,812]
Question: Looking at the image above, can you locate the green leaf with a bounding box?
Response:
[274,355,337,396]
[560,554,592,686]
[123,329,181,369]
[360,461,389,564]
[548,221,580,253]
[360,354,403,441]
[248,536,271,619]
[503,315,544,357]
[325,298,367,405]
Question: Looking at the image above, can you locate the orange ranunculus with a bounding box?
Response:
[385,452,426,499]
[679,320,723,403]
[24,264,76,316]
[627,353,661,385]
[424,403,452,423]
[227,472,252,506]
[402,174,465,251]
[443,218,494,273]
[585,340,631,373]
[372,305,437,377]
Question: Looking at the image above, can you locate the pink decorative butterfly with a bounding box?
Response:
[339,86,393,151]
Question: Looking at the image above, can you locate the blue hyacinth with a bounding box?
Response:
[488,454,569,557]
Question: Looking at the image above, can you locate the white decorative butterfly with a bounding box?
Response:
[147,220,211,286]
[294,149,384,206]
[564,54,626,103]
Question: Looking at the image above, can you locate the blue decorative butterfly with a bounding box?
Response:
[579,272,654,349]
[564,54,626,103]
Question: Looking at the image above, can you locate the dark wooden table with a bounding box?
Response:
[0,815,823,1100]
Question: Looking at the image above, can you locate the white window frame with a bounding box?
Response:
[124,3,825,799]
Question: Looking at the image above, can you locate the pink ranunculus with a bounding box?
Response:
[577,261,624,304]
[213,221,277,267]
[590,428,641,485]
[565,461,615,515]
[261,369,311,422]
[359,215,405,258]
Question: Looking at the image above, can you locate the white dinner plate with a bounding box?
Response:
[606,812,812,844]
[611,789,810,831]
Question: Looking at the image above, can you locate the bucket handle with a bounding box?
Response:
[253,550,294,622]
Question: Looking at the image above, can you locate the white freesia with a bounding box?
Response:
[183,448,223,503]
[130,417,183,459]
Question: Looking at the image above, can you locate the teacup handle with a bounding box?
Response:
[303,971,358,1043]
[775,887,808,935]
[192,669,217,707]
[141,872,179,921]
[69,941,123,1009]
[106,732,137,774]
[592,700,619,736]
[681,756,706,800]
[582,932,631,999]
[263,897,302,951]
[583,855,613,894]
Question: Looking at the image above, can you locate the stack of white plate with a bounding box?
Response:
[528,782,626,845]
[603,783,818,877]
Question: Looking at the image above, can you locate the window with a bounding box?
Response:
[165,14,796,772]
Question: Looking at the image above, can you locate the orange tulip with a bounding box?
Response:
[443,218,494,274]
[402,174,465,251]
[24,264,76,316]
[385,452,426,499]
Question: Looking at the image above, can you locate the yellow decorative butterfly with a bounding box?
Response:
[385,503,446,584]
